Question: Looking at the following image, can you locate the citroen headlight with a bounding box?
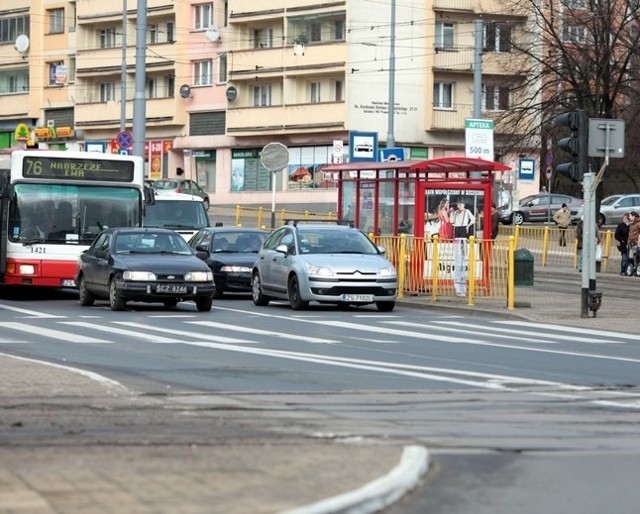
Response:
[379,266,396,277]
[185,271,213,282]
[123,271,156,281]
[221,265,251,273]
[304,261,334,277]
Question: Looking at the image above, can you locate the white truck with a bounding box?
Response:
[143,192,210,241]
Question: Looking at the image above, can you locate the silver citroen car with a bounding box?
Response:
[251,221,397,311]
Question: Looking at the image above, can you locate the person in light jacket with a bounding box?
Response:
[553,203,571,247]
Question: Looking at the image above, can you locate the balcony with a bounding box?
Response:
[226,101,346,136]
[229,42,347,81]
[77,43,176,75]
[0,92,30,119]
[430,103,531,135]
[433,0,528,15]
[430,104,474,130]
[75,97,183,128]
[433,46,473,72]
[77,0,172,21]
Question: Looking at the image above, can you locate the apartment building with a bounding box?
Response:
[0,0,540,211]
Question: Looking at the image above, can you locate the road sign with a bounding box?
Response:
[465,119,494,159]
[332,140,343,164]
[380,148,405,162]
[116,130,134,150]
[260,142,289,171]
[588,119,625,158]
[546,167,552,180]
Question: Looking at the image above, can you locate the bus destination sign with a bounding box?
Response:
[22,156,135,182]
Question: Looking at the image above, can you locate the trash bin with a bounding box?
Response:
[514,248,534,286]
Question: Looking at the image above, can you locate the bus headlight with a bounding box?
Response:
[19,264,35,275]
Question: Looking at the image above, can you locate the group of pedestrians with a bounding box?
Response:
[614,211,640,275]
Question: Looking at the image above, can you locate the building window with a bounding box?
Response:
[562,25,587,44]
[483,85,510,111]
[253,85,272,106]
[194,3,213,30]
[99,83,116,102]
[166,21,175,43]
[334,80,343,102]
[69,57,76,82]
[334,20,345,40]
[100,28,117,48]
[193,60,212,86]
[218,53,228,83]
[165,76,175,97]
[435,21,454,50]
[0,16,30,44]
[0,69,29,94]
[48,61,64,86]
[49,8,64,34]
[148,24,158,44]
[254,28,273,48]
[146,78,158,99]
[308,22,321,42]
[310,82,321,103]
[485,24,511,53]
[433,82,453,109]
[69,3,76,32]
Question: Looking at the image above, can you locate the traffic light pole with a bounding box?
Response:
[581,172,596,318]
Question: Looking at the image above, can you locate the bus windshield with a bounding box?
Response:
[8,183,142,244]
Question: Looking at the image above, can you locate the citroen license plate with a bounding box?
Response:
[341,294,373,303]
[156,284,188,294]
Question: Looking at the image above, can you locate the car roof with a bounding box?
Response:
[200,227,268,234]
[152,192,204,202]
[109,227,177,235]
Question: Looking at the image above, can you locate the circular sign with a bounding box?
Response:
[260,142,289,172]
[116,131,133,150]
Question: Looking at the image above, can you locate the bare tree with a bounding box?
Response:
[496,0,640,194]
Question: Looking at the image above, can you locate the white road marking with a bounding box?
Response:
[188,320,338,344]
[60,321,190,343]
[112,321,257,344]
[432,320,624,344]
[0,303,66,319]
[0,322,108,343]
[495,320,638,341]
[385,320,557,344]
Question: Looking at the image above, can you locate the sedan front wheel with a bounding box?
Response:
[252,272,270,306]
[109,279,126,311]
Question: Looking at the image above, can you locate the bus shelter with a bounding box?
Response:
[323,157,511,238]
[323,157,513,296]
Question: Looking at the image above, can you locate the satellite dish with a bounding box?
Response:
[15,34,30,54]
[226,86,237,102]
[179,84,191,98]
[205,26,220,42]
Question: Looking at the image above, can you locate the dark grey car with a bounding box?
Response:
[510,193,582,225]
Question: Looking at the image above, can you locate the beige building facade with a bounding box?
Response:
[0,0,541,212]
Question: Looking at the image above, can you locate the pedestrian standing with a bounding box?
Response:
[575,218,601,272]
[490,203,500,240]
[627,211,640,271]
[614,213,630,275]
[553,203,571,247]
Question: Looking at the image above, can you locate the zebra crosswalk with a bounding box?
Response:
[0,314,634,349]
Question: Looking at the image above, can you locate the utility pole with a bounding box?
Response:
[120,0,127,131]
[386,0,396,149]
[472,19,483,119]
[132,0,147,159]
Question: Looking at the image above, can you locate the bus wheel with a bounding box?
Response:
[78,276,95,307]
[109,279,126,311]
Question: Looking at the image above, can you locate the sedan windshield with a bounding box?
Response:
[297,229,378,255]
[114,232,192,255]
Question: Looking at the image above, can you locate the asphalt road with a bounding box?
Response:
[1,288,640,513]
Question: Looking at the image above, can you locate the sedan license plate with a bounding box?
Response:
[341,294,373,303]
[156,284,188,294]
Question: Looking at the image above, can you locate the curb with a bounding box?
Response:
[279,445,429,514]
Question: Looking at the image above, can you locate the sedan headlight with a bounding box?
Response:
[379,266,396,277]
[220,265,251,273]
[123,271,156,281]
[185,270,213,282]
[304,261,334,277]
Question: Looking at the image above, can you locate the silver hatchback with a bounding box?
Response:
[251,222,397,311]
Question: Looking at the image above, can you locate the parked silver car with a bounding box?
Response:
[509,193,582,225]
[595,194,640,226]
[251,221,397,311]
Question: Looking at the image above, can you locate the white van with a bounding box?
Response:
[143,193,210,241]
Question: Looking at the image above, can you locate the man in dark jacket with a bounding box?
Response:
[615,213,630,275]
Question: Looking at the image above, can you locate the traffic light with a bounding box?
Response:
[554,109,588,182]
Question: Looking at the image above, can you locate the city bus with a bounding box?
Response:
[0,150,148,288]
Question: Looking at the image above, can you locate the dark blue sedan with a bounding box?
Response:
[75,228,215,311]
[187,227,269,298]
